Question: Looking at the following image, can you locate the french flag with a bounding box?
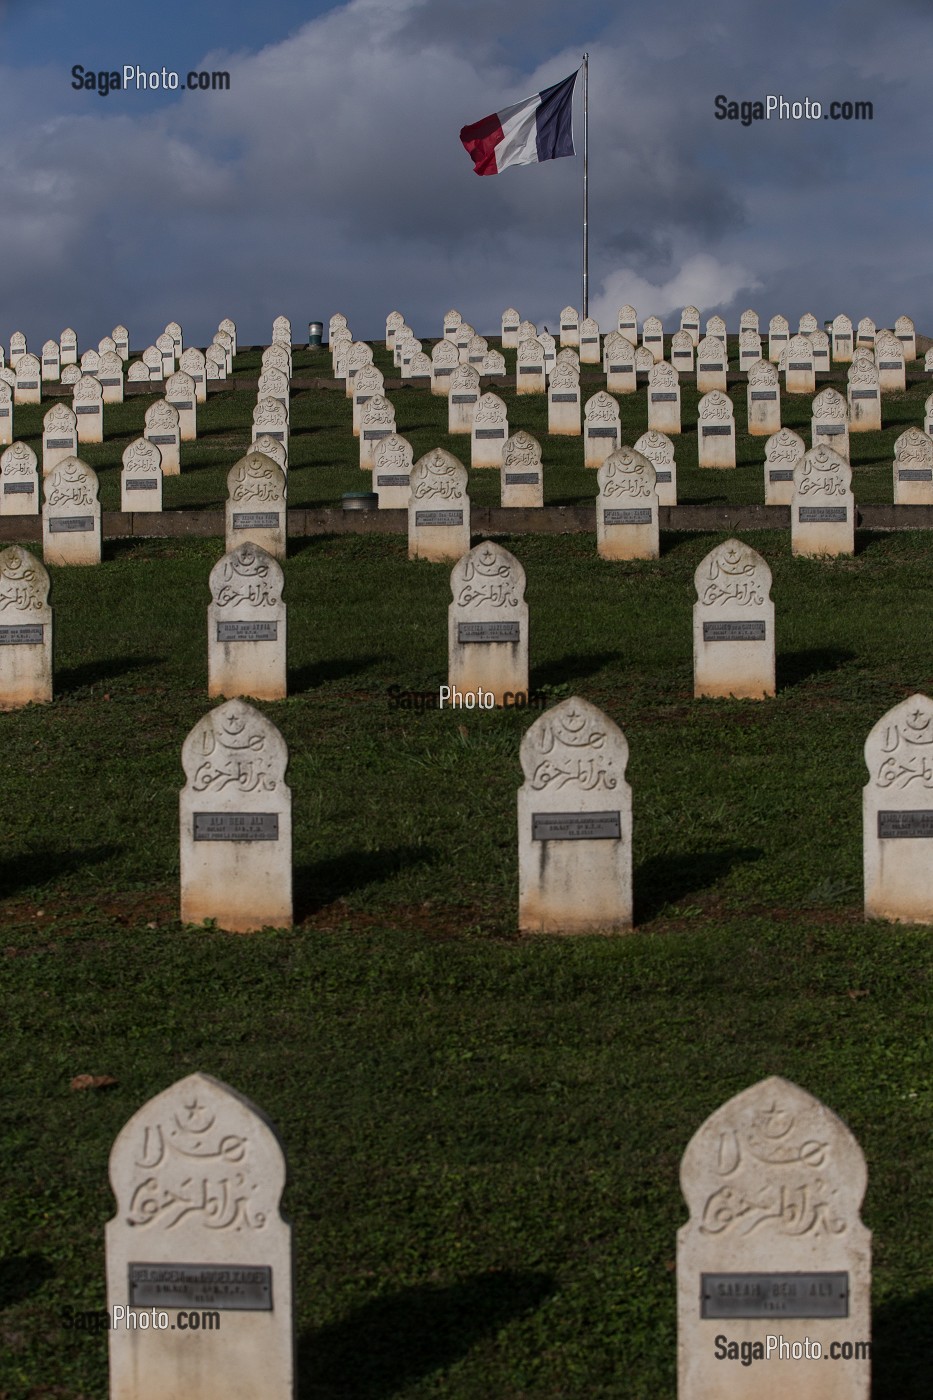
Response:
[460,70,578,176]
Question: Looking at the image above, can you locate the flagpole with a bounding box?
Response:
[582,52,589,319]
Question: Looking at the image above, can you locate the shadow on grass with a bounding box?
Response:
[634,846,763,921]
[0,844,121,901]
[873,1287,933,1400]
[56,654,165,692]
[294,845,435,917]
[289,656,381,692]
[776,647,855,689]
[0,1253,54,1309]
[296,1270,556,1400]
[532,651,623,688]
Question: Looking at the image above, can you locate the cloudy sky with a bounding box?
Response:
[0,0,930,349]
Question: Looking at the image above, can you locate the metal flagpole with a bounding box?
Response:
[582,52,589,318]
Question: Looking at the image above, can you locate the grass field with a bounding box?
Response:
[1,339,931,1399]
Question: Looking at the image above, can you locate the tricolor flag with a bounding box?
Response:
[459,70,578,176]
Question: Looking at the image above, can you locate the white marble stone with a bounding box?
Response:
[448,540,528,706]
[604,333,637,394]
[618,305,639,344]
[739,309,759,334]
[798,311,818,336]
[746,358,781,437]
[165,370,197,441]
[431,337,460,397]
[447,363,481,436]
[142,345,164,381]
[72,373,103,445]
[693,539,774,699]
[791,446,854,557]
[669,328,695,376]
[696,336,727,394]
[225,453,287,559]
[831,314,854,363]
[408,448,470,562]
[443,308,462,340]
[257,367,289,410]
[501,430,544,508]
[59,327,78,365]
[864,693,933,922]
[126,361,152,383]
[767,314,789,363]
[559,306,579,347]
[252,398,289,452]
[42,404,78,475]
[647,360,681,434]
[705,313,727,345]
[144,400,180,475]
[9,331,26,367]
[892,427,933,504]
[0,546,52,708]
[359,394,396,471]
[15,353,41,405]
[810,329,831,377]
[0,381,12,446]
[846,352,881,432]
[41,339,60,382]
[633,429,677,506]
[385,309,405,349]
[874,332,905,392]
[0,441,39,515]
[373,432,414,509]
[262,343,291,379]
[578,316,601,365]
[516,337,546,394]
[471,392,509,469]
[205,344,227,381]
[481,348,507,377]
[344,340,374,399]
[679,306,699,346]
[352,363,385,436]
[641,314,664,363]
[518,697,632,933]
[763,427,805,506]
[501,307,520,348]
[811,387,850,460]
[583,391,621,468]
[156,332,176,378]
[697,391,736,469]
[98,351,125,405]
[782,334,815,394]
[42,458,101,566]
[894,314,916,363]
[121,437,163,512]
[252,434,288,472]
[547,362,581,435]
[739,330,762,374]
[165,320,183,356]
[856,316,875,348]
[208,542,286,701]
[596,447,658,560]
[111,325,130,361]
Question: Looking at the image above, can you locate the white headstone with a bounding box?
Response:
[0,546,52,708]
[670,328,695,375]
[831,314,854,363]
[874,332,905,392]
[466,333,489,367]
[257,367,288,409]
[252,397,289,451]
[471,392,509,469]
[696,336,728,393]
[739,308,759,334]
[768,314,789,362]
[924,390,933,437]
[126,361,150,383]
[42,403,79,475]
[481,348,507,377]
[431,337,460,397]
[0,381,12,446]
[693,539,774,699]
[14,352,41,405]
[791,446,854,557]
[408,448,470,561]
[547,361,582,435]
[385,309,405,349]
[218,318,237,355]
[252,433,288,472]
[763,426,805,506]
[864,693,933,922]
[739,329,762,373]
[448,540,528,706]
[894,313,916,362]
[746,358,781,436]
[811,387,850,460]
[618,305,639,344]
[892,427,933,505]
[856,316,875,348]
[156,331,176,377]
[706,313,727,344]
[225,453,287,559]
[647,360,681,434]
[559,306,580,347]
[41,338,61,382]
[43,457,102,566]
[697,391,736,469]
[641,314,664,362]
[604,332,637,394]
[578,315,601,365]
[73,373,103,444]
[501,430,544,508]
[798,311,818,336]
[144,400,180,474]
[121,437,163,512]
[443,308,463,340]
[501,307,520,348]
[352,362,385,436]
[596,447,659,560]
[358,393,396,471]
[98,350,125,404]
[142,345,164,381]
[518,697,632,933]
[205,343,227,381]
[810,328,831,375]
[60,327,78,365]
[372,432,414,509]
[447,363,481,436]
[583,390,621,468]
[9,331,26,367]
[516,337,547,394]
[344,340,374,399]
[262,342,291,379]
[165,370,197,441]
[178,346,207,404]
[0,441,39,515]
[165,320,183,356]
[111,324,129,361]
[208,542,286,701]
[782,334,815,394]
[846,351,881,432]
[633,429,677,506]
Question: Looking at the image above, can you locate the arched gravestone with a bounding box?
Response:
[253,433,288,471]
[42,403,78,476]
[431,337,460,397]
[0,546,52,709]
[647,360,681,434]
[705,313,727,345]
[856,316,875,348]
[518,697,632,933]
[677,1076,870,1400]
[156,332,176,377]
[501,306,520,348]
[252,397,289,450]
[106,1072,293,1399]
[399,336,423,379]
[218,317,237,356]
[634,429,677,506]
[407,350,433,386]
[73,373,103,445]
[746,358,781,436]
[810,328,830,376]
[633,344,654,379]
[42,458,101,566]
[583,390,621,469]
[874,331,905,392]
[738,329,762,373]
[791,446,854,557]
[811,387,850,461]
[352,362,385,436]
[165,369,197,441]
[408,448,470,562]
[208,542,286,701]
[448,363,481,436]
[739,308,759,333]
[373,432,414,509]
[344,340,373,398]
[0,441,39,515]
[448,540,528,707]
[831,313,854,363]
[798,310,818,336]
[517,318,538,342]
[358,393,396,471]
[693,539,774,700]
[111,324,129,360]
[763,426,805,506]
[537,330,556,375]
[846,351,881,432]
[670,328,695,375]
[144,399,180,474]
[641,314,663,362]
[618,304,639,344]
[466,333,488,367]
[329,310,348,341]
[697,391,736,469]
[262,342,291,379]
[501,430,543,508]
[98,349,125,404]
[781,334,815,394]
[481,348,507,377]
[121,437,163,512]
[179,700,292,930]
[696,336,727,394]
[41,338,60,382]
[679,305,699,346]
[471,391,509,469]
[892,427,933,505]
[206,343,227,381]
[925,391,933,437]
[0,380,12,446]
[9,330,26,367]
[126,360,150,383]
[98,335,117,356]
[863,693,933,923]
[272,314,291,347]
[257,367,288,407]
[15,352,41,406]
[79,348,101,376]
[516,337,546,394]
[604,332,636,394]
[59,326,78,365]
[385,308,405,349]
[894,313,916,362]
[443,308,463,340]
[454,320,475,355]
[768,313,789,363]
[578,315,601,365]
[225,453,287,559]
[391,325,411,370]
[142,345,164,381]
[596,447,658,561]
[164,319,183,355]
[331,328,352,375]
[559,305,580,347]
[547,361,581,435]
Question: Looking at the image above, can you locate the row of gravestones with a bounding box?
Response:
[101,1067,871,1400]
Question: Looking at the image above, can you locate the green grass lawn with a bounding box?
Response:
[1,348,932,1398]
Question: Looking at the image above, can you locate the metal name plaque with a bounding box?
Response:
[878,361,900,370]
[355,394,371,406]
[703,620,766,641]
[75,404,99,414]
[700,1272,849,1320]
[128,1263,273,1312]
[551,393,578,402]
[788,362,812,371]
[3,482,34,494]
[363,429,390,440]
[673,352,690,359]
[125,478,158,490]
[415,509,463,527]
[588,426,617,438]
[48,516,94,533]
[771,333,787,339]
[698,363,723,372]
[519,366,542,374]
[17,381,38,389]
[702,425,732,436]
[533,811,621,842]
[233,512,279,529]
[45,438,74,448]
[99,378,120,386]
[604,508,652,525]
[170,400,193,410]
[898,469,933,480]
[817,424,845,435]
[451,395,477,404]
[751,391,777,401]
[651,392,677,402]
[148,434,177,445]
[505,472,539,485]
[458,621,521,643]
[0,408,8,415]
[655,471,672,482]
[475,428,504,438]
[878,810,933,839]
[560,324,576,331]
[769,469,794,481]
[799,506,847,522]
[216,621,278,642]
[377,474,409,486]
[434,366,454,376]
[0,624,43,645]
[850,389,878,399]
[608,365,629,374]
[193,812,279,841]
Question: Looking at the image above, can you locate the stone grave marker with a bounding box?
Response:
[517,318,538,342]
[59,327,78,365]
[390,326,411,370]
[792,446,854,557]
[559,306,580,347]
[516,337,547,394]
[0,546,52,709]
[501,307,520,348]
[0,381,12,447]
[746,358,781,436]
[925,391,933,437]
[670,328,695,374]
[121,437,163,512]
[0,442,39,515]
[258,367,289,409]
[584,390,621,468]
[696,336,727,393]
[618,304,639,344]
[448,363,481,436]
[501,430,544,508]
[42,403,79,475]
[604,333,637,394]
[98,335,116,357]
[165,370,197,441]
[0,367,14,387]
[597,447,658,561]
[205,343,227,381]
[331,328,352,374]
[739,308,759,334]
[359,394,396,471]
[431,337,460,396]
[262,343,291,379]
[471,392,509,469]
[768,314,789,362]
[443,308,462,340]
[373,432,414,509]
[538,330,556,376]
[578,316,601,365]
[448,540,528,705]
[846,352,881,431]
[407,350,433,386]
[703,314,725,347]
[894,314,916,362]
[208,542,286,701]
[810,329,831,375]
[647,360,681,434]
[763,426,805,506]
[144,400,181,474]
[156,332,176,377]
[467,333,489,367]
[634,430,677,506]
[811,387,849,460]
[344,340,374,398]
[408,448,470,562]
[15,353,41,405]
[252,433,287,472]
[111,325,130,360]
[454,322,475,357]
[874,332,905,392]
[272,314,291,347]
[165,320,183,356]
[329,311,348,342]
[634,344,655,380]
[226,453,287,559]
[107,1071,294,1396]
[693,539,774,699]
[219,317,237,355]
[215,328,237,373]
[352,362,385,435]
[179,347,207,403]
[641,314,664,362]
[41,339,61,382]
[892,427,933,505]
[72,374,103,444]
[385,309,405,349]
[678,1076,871,1400]
[738,330,762,374]
[42,458,101,566]
[98,350,125,404]
[782,334,815,394]
[80,349,101,377]
[518,696,632,933]
[798,311,818,336]
[142,345,164,380]
[400,337,423,379]
[697,391,736,469]
[482,348,507,377]
[679,305,700,346]
[127,361,151,384]
[252,398,289,450]
[547,361,581,435]
[864,693,933,923]
[856,317,875,348]
[831,314,854,363]
[9,331,26,367]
